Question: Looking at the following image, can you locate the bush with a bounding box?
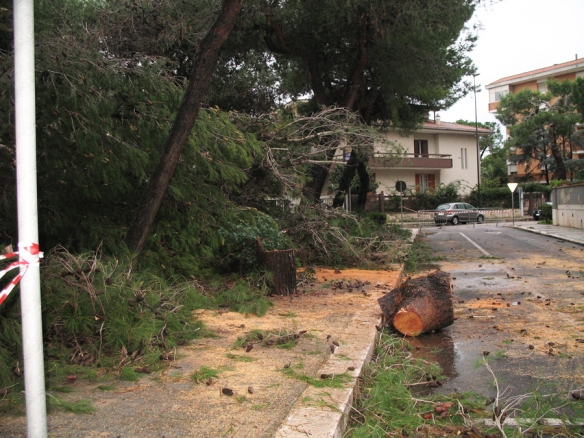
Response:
[541,203,553,223]
[467,187,519,208]
[218,209,292,273]
[366,212,387,225]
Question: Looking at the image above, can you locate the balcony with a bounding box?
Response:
[369,153,453,169]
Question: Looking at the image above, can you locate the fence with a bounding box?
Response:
[386,208,524,228]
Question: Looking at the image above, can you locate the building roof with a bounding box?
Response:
[487,58,584,88]
[421,120,492,135]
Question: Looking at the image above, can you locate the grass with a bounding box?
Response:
[225,353,255,362]
[46,394,95,414]
[280,367,352,388]
[345,334,488,437]
[190,366,222,383]
[404,236,433,273]
[345,334,584,437]
[234,329,303,350]
[278,312,297,318]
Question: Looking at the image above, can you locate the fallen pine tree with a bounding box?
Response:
[378,270,453,336]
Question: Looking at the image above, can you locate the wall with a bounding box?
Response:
[436,133,478,190]
[552,184,584,229]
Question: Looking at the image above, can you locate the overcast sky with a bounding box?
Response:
[441,0,584,128]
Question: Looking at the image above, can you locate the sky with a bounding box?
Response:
[440,0,584,129]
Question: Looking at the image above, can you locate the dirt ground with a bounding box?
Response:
[0,267,401,438]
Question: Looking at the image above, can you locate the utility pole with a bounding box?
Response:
[474,73,481,208]
[14,0,48,436]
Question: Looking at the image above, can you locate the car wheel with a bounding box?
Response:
[477,215,484,224]
[451,216,459,225]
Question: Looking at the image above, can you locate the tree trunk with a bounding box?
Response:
[262,249,297,295]
[125,0,243,254]
[378,270,453,337]
[549,122,567,181]
[257,238,296,295]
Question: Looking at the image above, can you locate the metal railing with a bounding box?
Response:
[386,208,524,228]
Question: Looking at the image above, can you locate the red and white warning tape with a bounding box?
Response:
[0,243,43,305]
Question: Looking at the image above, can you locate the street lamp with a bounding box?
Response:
[473,73,481,208]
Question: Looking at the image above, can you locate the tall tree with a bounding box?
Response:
[496,81,584,183]
[217,0,479,206]
[455,120,503,159]
[125,0,244,254]
[455,120,506,186]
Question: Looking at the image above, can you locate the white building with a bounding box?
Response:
[365,118,491,194]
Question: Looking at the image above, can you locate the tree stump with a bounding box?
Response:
[257,238,296,295]
[377,270,453,336]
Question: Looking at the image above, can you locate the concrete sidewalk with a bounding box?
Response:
[512,221,584,246]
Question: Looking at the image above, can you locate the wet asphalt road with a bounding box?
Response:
[412,222,584,400]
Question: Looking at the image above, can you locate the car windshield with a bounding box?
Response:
[436,204,451,210]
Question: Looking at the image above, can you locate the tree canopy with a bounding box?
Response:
[213,0,479,124]
[496,79,584,183]
[1,0,485,269]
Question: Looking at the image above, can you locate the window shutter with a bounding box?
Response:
[428,174,436,192]
[415,174,420,192]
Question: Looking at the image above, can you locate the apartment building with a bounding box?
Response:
[486,58,584,182]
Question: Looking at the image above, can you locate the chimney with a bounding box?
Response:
[435,113,441,125]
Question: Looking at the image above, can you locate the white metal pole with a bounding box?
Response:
[511,193,515,226]
[14,0,48,436]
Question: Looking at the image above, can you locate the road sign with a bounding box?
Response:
[395,181,407,193]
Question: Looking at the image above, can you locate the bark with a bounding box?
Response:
[549,122,567,181]
[257,238,296,295]
[378,270,453,337]
[344,12,368,110]
[125,0,243,254]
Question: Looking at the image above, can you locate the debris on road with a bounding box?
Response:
[378,270,453,336]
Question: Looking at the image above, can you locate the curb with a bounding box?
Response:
[274,267,404,437]
[512,225,584,247]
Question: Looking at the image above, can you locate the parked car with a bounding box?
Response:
[533,202,553,220]
[434,202,484,225]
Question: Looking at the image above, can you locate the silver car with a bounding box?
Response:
[434,202,484,225]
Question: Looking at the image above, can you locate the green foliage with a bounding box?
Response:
[455,120,504,160]
[46,395,95,414]
[541,203,553,223]
[280,367,352,388]
[327,164,379,195]
[0,0,264,277]
[404,235,433,273]
[223,0,479,124]
[345,334,484,437]
[191,366,221,383]
[218,209,292,272]
[365,212,387,226]
[0,248,207,394]
[279,204,411,267]
[497,80,584,183]
[467,187,519,208]
[520,182,551,194]
[387,182,463,212]
[213,276,273,316]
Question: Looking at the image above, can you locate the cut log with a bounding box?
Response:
[257,238,296,295]
[378,270,453,336]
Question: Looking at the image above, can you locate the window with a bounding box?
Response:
[489,85,510,103]
[414,140,428,157]
[415,174,436,192]
[537,81,548,93]
[461,148,468,169]
[495,90,508,101]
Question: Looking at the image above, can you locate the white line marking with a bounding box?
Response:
[460,232,492,257]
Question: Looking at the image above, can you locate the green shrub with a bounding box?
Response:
[541,203,553,223]
[218,209,292,273]
[366,212,387,225]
